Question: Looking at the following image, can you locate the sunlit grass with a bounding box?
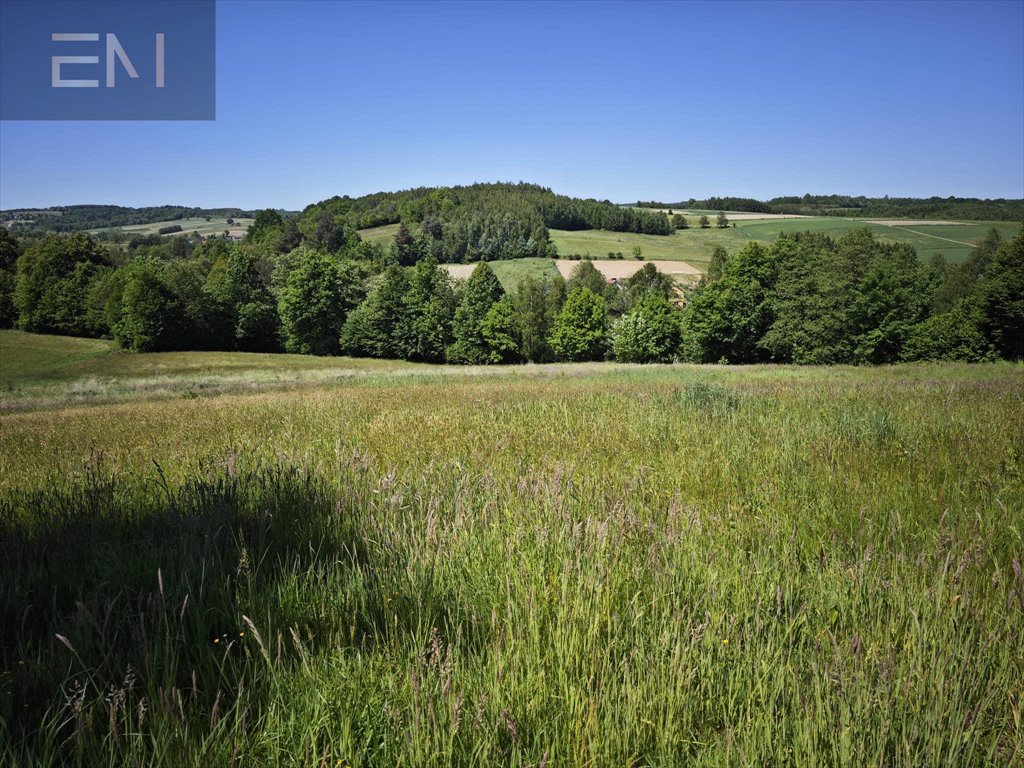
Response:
[1,354,1021,765]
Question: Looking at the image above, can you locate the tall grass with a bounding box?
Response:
[1,363,1021,765]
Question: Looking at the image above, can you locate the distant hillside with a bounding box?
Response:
[266,182,674,263]
[301,182,674,233]
[1,205,259,235]
[635,195,1024,221]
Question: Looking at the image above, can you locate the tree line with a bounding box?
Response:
[638,195,1024,221]
[685,228,1022,363]
[244,184,675,268]
[289,183,674,256]
[0,223,1020,364]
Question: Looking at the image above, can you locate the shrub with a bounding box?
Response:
[611,293,683,363]
[902,302,991,361]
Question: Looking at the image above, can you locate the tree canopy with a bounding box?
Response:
[3,214,1021,368]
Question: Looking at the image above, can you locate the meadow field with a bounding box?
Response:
[0,332,1021,766]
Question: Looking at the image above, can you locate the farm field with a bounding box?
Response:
[89,216,255,238]
[0,333,1021,765]
[358,218,1018,277]
[631,207,809,221]
[735,218,1021,263]
[549,227,736,270]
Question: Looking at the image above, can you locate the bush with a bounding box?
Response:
[902,302,991,361]
[611,293,683,363]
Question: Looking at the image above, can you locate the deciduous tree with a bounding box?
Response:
[278,252,364,355]
[549,287,607,361]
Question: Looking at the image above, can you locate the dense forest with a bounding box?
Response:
[235,183,675,266]
[637,195,1024,221]
[0,205,258,235]
[1,213,1021,364]
[300,182,674,233]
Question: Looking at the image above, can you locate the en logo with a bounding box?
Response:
[51,32,164,88]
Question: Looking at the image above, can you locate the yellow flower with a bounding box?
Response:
[721,639,729,645]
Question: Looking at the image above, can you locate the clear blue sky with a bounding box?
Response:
[1,0,1022,209]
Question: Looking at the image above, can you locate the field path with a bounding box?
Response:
[881,226,975,248]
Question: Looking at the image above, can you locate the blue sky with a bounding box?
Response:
[1,0,1022,209]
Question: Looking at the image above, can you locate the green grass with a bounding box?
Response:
[550,228,741,269]
[358,223,402,247]
[0,332,1021,766]
[0,331,117,386]
[0,330,428,410]
[479,257,560,289]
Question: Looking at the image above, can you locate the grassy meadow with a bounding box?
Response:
[0,333,1022,766]
[357,222,402,247]
[0,331,431,411]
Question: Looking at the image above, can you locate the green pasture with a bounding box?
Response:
[0,330,425,409]
[0,332,1020,765]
